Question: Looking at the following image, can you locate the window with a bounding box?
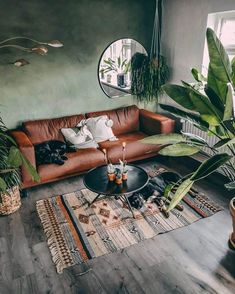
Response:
[218,17,235,60]
[202,10,235,75]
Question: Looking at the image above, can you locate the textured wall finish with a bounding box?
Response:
[0,0,155,129]
[162,0,235,85]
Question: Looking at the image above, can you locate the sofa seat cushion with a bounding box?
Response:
[98,131,161,163]
[86,105,140,136]
[38,148,105,182]
[23,114,85,145]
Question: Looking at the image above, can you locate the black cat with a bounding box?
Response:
[35,140,68,166]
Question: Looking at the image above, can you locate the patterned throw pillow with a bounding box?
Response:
[61,125,98,149]
[78,115,118,143]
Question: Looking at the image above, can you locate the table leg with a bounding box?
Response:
[123,194,136,219]
[89,193,101,206]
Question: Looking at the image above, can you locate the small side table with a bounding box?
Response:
[83,164,149,218]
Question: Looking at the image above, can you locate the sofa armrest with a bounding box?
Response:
[11,130,37,185]
[139,109,175,135]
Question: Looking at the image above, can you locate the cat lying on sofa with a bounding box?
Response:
[35,140,68,166]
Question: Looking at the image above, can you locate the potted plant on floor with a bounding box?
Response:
[0,114,39,215]
[141,28,235,249]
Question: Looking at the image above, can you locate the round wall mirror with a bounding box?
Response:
[98,38,147,98]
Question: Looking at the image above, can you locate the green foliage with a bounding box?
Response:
[0,114,39,192]
[190,153,232,181]
[159,144,200,157]
[102,57,130,74]
[141,28,235,211]
[140,133,185,145]
[131,53,170,102]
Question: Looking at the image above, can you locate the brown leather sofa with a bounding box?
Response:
[11,105,175,189]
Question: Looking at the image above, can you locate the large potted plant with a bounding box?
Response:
[141,28,235,248]
[0,114,39,215]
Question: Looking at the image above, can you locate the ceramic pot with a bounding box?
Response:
[117,73,126,88]
[122,172,128,181]
[115,176,122,185]
[107,173,116,182]
[229,197,235,249]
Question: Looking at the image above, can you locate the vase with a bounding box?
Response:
[0,186,21,215]
[229,197,235,249]
[108,173,116,182]
[115,176,122,185]
[117,73,126,88]
[122,172,128,181]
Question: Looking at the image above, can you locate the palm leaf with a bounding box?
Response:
[191,153,232,181]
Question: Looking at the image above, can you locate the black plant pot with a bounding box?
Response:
[117,73,126,88]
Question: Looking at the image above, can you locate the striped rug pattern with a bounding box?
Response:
[36,167,222,274]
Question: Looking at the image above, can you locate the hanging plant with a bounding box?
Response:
[131,0,170,102]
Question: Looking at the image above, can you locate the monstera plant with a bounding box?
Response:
[141,28,235,215]
[0,115,39,215]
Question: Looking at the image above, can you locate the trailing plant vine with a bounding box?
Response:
[131,0,170,102]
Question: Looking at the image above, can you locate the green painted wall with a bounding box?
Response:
[0,0,155,129]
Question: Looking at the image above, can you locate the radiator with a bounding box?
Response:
[182,121,235,181]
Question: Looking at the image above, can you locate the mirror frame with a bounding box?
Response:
[97,38,147,99]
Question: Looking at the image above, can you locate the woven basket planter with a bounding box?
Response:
[0,186,21,215]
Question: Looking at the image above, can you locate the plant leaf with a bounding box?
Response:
[159,104,209,130]
[225,181,235,190]
[207,66,228,104]
[167,178,194,211]
[0,177,7,191]
[159,143,201,157]
[191,68,207,83]
[20,155,40,182]
[181,132,207,146]
[204,85,224,115]
[206,28,232,83]
[214,137,235,149]
[7,146,22,167]
[224,83,234,121]
[191,153,232,181]
[162,84,221,125]
[140,134,185,145]
[231,57,235,86]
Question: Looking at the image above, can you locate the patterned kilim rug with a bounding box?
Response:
[36,166,222,274]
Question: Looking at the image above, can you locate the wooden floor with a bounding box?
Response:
[0,158,234,294]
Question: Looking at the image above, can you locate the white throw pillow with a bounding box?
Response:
[78,115,117,143]
[61,125,98,149]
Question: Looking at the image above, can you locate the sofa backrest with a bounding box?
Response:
[86,105,140,136]
[23,114,85,145]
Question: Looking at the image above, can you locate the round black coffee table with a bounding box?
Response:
[83,164,149,218]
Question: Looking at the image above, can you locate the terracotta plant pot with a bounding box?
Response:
[0,186,21,215]
[107,173,116,182]
[229,197,235,249]
[115,177,123,185]
[122,172,128,181]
